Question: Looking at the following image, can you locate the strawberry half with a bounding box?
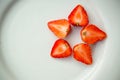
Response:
[48,19,71,38]
[51,39,72,58]
[73,43,92,65]
[81,24,107,44]
[68,4,89,27]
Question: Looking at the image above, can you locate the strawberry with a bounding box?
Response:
[51,39,72,58]
[81,24,107,44]
[68,4,89,27]
[73,43,92,65]
[48,19,71,38]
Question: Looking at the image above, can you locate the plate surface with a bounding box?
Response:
[0,0,120,80]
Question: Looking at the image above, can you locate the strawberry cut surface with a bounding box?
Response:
[73,43,92,65]
[81,24,107,44]
[68,4,89,27]
[48,19,71,38]
[51,39,72,58]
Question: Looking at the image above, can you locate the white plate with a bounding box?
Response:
[0,0,120,80]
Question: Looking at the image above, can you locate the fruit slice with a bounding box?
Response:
[51,39,72,58]
[73,43,92,65]
[48,19,71,38]
[68,4,89,27]
[81,24,107,44]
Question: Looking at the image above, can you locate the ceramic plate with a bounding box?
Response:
[0,0,120,80]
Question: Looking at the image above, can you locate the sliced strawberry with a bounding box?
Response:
[68,4,89,27]
[81,24,107,44]
[51,39,72,58]
[73,43,92,65]
[48,19,71,38]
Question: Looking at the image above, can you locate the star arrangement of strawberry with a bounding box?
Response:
[47,4,107,65]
